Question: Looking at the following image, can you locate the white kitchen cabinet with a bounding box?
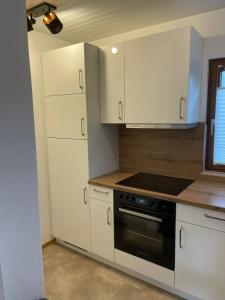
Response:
[43,43,119,250]
[48,138,90,251]
[90,196,114,261]
[99,42,125,123]
[175,219,225,300]
[125,27,202,125]
[45,94,87,139]
[42,43,85,96]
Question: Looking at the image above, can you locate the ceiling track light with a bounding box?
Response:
[27,2,63,34]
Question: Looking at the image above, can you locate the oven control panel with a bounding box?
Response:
[115,190,176,215]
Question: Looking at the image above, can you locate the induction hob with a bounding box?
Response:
[117,172,194,196]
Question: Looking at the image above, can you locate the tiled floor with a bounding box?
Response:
[43,243,182,300]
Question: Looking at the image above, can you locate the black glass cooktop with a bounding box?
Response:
[117,173,194,196]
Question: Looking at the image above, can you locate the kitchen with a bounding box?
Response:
[3,1,225,299]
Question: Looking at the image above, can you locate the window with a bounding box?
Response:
[206,58,225,172]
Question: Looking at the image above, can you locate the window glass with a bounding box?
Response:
[206,59,225,172]
[214,85,225,165]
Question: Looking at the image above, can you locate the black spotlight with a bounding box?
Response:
[27,2,63,35]
[27,16,33,32]
[43,11,63,34]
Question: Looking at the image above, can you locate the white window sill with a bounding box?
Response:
[201,170,225,178]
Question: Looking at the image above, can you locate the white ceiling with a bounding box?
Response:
[26,0,225,43]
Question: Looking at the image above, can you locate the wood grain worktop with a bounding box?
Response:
[88,171,225,213]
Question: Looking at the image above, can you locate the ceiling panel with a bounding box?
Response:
[26,0,57,10]
[27,0,225,43]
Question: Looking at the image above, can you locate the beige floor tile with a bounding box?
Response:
[43,244,182,300]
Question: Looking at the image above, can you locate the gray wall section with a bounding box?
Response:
[0,266,5,300]
[0,1,44,300]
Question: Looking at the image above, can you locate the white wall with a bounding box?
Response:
[91,7,225,122]
[0,1,44,299]
[28,31,70,244]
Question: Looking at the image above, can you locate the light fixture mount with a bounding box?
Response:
[27,2,56,19]
[26,2,63,34]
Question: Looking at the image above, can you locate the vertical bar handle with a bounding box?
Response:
[118,101,123,121]
[179,226,184,249]
[79,69,83,90]
[81,118,85,136]
[107,207,111,225]
[179,97,185,120]
[83,187,88,204]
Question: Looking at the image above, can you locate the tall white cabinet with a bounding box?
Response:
[42,43,118,251]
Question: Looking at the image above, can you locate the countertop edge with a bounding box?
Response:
[88,172,225,213]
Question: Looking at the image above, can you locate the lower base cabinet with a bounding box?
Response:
[90,197,114,262]
[175,220,225,300]
[48,138,90,251]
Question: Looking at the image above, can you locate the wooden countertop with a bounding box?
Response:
[88,171,225,212]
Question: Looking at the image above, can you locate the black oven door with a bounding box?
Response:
[114,203,175,270]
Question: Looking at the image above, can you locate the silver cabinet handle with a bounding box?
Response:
[79,69,83,90]
[93,188,109,194]
[107,207,111,225]
[83,187,88,204]
[119,208,162,223]
[179,97,185,120]
[204,213,225,222]
[179,226,184,249]
[118,101,123,121]
[81,118,85,136]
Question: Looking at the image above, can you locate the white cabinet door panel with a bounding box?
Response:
[90,198,114,261]
[48,138,90,251]
[175,221,225,300]
[42,44,85,96]
[46,94,87,139]
[125,28,190,124]
[100,42,125,123]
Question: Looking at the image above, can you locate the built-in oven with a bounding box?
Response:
[114,190,176,270]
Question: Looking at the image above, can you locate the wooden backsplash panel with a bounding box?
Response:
[119,123,205,179]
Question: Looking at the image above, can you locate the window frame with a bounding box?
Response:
[205,58,225,172]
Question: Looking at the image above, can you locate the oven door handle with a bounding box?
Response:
[119,208,162,223]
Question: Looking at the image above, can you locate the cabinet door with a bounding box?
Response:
[125,28,190,124]
[48,138,90,251]
[100,42,125,123]
[175,221,225,300]
[42,44,85,96]
[90,198,114,261]
[45,94,87,139]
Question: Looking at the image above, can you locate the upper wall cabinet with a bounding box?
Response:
[100,27,202,126]
[125,27,202,125]
[42,43,86,96]
[99,42,125,123]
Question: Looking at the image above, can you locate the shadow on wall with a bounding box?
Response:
[0,266,4,300]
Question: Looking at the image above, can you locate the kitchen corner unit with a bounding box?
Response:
[89,171,225,300]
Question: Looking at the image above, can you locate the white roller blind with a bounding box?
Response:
[214,86,225,165]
